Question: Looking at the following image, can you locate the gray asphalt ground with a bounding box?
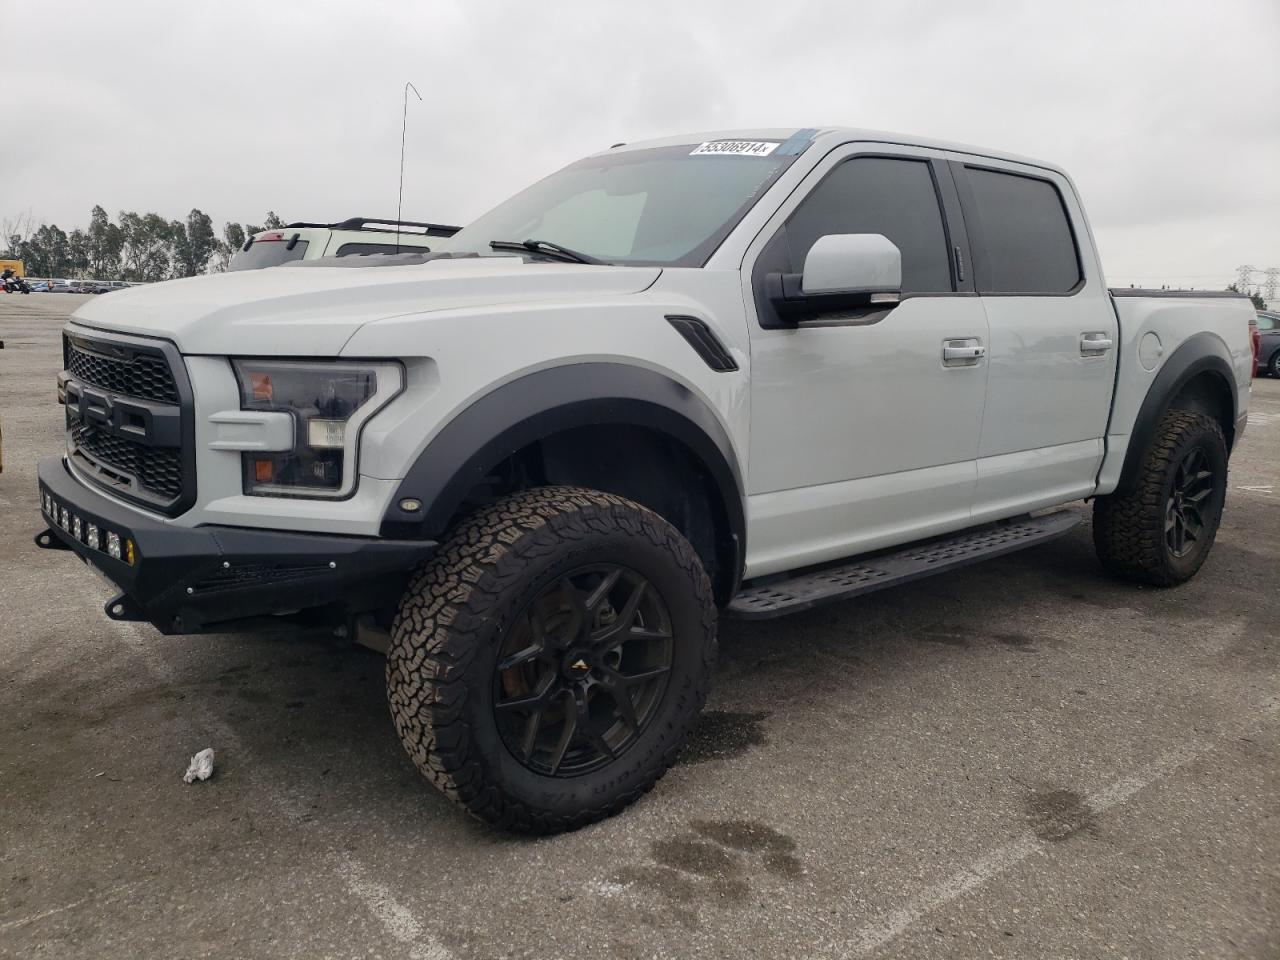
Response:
[1,294,1276,960]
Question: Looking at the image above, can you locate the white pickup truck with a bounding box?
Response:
[36,127,1254,832]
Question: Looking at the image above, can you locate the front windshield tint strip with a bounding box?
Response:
[447,143,800,268]
[775,128,819,156]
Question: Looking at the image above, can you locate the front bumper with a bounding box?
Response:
[36,456,437,635]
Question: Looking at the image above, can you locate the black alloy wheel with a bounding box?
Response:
[1164,448,1214,559]
[493,565,673,777]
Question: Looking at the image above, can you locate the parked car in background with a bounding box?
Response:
[1251,315,1261,373]
[1257,311,1280,377]
[228,217,461,271]
[68,280,112,294]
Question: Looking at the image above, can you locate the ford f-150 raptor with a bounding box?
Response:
[35,127,1255,832]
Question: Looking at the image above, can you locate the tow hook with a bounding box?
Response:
[34,528,71,551]
[104,593,146,622]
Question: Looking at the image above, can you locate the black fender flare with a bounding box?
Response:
[1116,331,1238,494]
[379,361,746,584]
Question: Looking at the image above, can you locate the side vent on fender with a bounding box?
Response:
[665,316,738,372]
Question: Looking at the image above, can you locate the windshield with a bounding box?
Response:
[447,141,800,267]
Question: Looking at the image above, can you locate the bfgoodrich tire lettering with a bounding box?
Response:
[387,486,717,833]
[1092,410,1228,586]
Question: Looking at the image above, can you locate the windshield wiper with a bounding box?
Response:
[488,239,608,265]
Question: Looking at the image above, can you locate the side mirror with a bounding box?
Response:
[765,233,902,325]
[802,234,901,297]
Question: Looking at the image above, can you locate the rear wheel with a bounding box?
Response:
[387,486,717,833]
[1269,351,1280,378]
[1092,410,1228,586]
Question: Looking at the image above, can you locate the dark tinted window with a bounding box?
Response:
[784,157,952,293]
[335,242,422,257]
[228,238,309,271]
[963,167,1080,293]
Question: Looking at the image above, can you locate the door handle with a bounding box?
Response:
[942,339,985,365]
[1080,332,1114,355]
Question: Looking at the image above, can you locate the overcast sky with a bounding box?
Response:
[4,0,1278,289]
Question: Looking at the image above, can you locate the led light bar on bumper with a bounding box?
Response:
[40,488,135,565]
[230,359,402,498]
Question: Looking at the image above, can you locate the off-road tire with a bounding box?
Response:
[1092,410,1227,586]
[1268,351,1280,379]
[387,486,717,833]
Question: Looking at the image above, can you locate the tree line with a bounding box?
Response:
[1226,282,1267,311]
[0,207,287,281]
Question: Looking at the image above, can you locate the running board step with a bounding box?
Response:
[728,511,1081,620]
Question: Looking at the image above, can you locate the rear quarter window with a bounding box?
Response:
[962,167,1081,294]
[334,242,423,257]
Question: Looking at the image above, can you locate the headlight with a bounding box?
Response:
[231,359,403,498]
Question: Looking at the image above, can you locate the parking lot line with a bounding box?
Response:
[839,699,1277,956]
[0,880,147,934]
[59,578,455,960]
[342,860,455,960]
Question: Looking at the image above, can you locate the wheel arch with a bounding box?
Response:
[1116,332,1237,495]
[380,362,746,603]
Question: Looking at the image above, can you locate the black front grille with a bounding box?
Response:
[66,341,179,404]
[63,331,193,515]
[70,422,184,500]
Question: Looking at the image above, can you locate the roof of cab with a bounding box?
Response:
[603,127,1066,177]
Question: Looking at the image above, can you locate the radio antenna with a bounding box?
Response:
[396,81,423,253]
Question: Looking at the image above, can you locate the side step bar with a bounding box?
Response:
[727,511,1081,620]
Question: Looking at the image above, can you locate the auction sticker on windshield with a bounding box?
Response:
[690,140,779,157]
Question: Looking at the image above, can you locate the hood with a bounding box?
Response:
[68,258,662,355]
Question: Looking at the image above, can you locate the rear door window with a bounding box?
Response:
[961,167,1081,294]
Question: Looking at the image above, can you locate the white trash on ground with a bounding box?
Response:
[182,748,215,783]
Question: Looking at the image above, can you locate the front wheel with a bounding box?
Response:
[387,486,717,833]
[1269,351,1280,379]
[1092,410,1228,586]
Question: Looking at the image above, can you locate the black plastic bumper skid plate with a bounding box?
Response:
[37,455,437,635]
[728,511,1081,619]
